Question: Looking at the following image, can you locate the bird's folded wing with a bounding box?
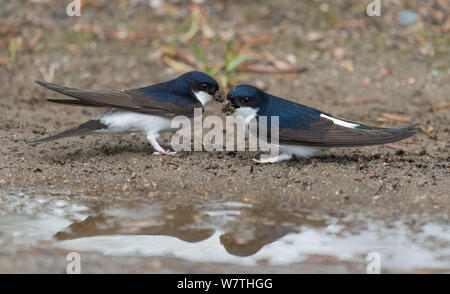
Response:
[36,81,201,117]
[276,117,417,147]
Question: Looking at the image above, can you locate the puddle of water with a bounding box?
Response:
[0,192,90,247]
[0,191,449,272]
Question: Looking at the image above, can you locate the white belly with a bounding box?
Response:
[96,109,172,134]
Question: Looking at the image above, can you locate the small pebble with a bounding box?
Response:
[398,10,419,26]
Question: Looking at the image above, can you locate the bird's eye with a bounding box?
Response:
[244,97,250,102]
[200,83,209,90]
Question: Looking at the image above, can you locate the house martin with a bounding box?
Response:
[226,85,417,163]
[31,71,220,155]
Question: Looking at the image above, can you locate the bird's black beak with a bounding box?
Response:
[221,93,237,115]
[226,94,238,107]
[208,87,218,96]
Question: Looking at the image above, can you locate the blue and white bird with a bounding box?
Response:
[226,85,417,163]
[31,71,220,154]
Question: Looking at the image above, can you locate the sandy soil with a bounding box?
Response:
[0,0,448,273]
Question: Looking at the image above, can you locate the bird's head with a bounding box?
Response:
[179,71,220,105]
[226,84,266,109]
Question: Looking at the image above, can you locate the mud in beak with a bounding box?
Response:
[213,90,225,103]
[221,100,237,115]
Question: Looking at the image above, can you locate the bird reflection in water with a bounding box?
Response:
[55,201,326,257]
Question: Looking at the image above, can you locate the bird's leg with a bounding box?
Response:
[157,137,171,149]
[252,153,292,164]
[146,132,176,155]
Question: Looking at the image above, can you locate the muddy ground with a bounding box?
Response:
[0,1,448,273]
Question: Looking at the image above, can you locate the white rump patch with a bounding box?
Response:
[320,114,360,129]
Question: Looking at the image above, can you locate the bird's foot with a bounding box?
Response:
[157,137,171,149]
[252,153,292,164]
[147,132,176,156]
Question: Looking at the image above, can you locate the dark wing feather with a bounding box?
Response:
[29,120,107,145]
[47,99,104,107]
[277,117,417,147]
[256,94,416,147]
[35,81,201,117]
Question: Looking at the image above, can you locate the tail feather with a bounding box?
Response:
[35,80,81,99]
[47,99,104,107]
[36,81,104,107]
[35,80,71,92]
[29,120,107,145]
[279,123,418,147]
[323,124,418,147]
